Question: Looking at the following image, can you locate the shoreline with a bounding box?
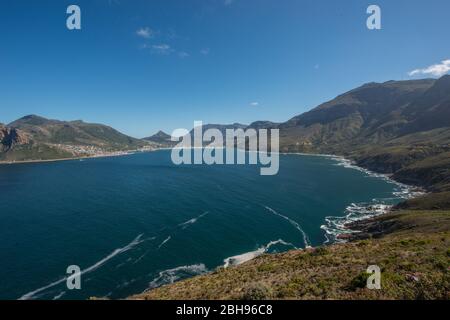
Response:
[317,154,426,243]
[0,149,162,165]
[0,153,131,165]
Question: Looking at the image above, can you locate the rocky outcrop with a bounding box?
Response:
[0,125,29,151]
[338,213,408,241]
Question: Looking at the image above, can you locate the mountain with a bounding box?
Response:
[1,115,149,162]
[243,77,450,195]
[157,77,449,194]
[276,78,439,152]
[158,76,450,199]
[144,123,249,148]
[189,123,248,136]
[143,130,176,147]
[8,115,144,147]
[248,121,279,130]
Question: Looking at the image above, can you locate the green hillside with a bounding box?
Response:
[1,115,148,162]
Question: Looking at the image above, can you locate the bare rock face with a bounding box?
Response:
[0,125,30,151]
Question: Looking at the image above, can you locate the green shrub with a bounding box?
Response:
[348,271,371,290]
[311,247,328,256]
[257,263,276,273]
[240,283,272,300]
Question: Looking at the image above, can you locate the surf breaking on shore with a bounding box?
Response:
[146,264,209,290]
[144,239,297,291]
[223,239,296,268]
[320,156,425,244]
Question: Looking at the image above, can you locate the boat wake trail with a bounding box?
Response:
[264,206,311,248]
[19,234,144,300]
[178,212,209,229]
[157,236,171,250]
[135,211,210,264]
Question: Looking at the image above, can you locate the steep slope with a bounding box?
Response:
[0,124,29,152]
[275,76,450,195]
[278,78,437,152]
[400,75,450,135]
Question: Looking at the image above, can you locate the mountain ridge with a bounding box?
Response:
[143,130,175,146]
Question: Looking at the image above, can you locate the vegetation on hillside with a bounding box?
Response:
[1,115,150,162]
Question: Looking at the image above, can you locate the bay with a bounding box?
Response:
[0,150,409,300]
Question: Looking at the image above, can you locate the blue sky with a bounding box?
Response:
[1,0,449,138]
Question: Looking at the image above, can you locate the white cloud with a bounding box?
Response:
[200,48,210,55]
[408,59,450,77]
[224,0,234,5]
[250,102,259,107]
[178,51,189,58]
[136,27,153,39]
[151,44,173,55]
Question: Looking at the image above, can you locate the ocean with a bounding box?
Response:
[0,150,415,300]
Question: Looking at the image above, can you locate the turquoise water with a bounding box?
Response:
[0,150,408,300]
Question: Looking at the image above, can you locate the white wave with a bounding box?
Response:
[157,236,171,249]
[131,237,158,265]
[264,206,311,248]
[320,155,426,245]
[19,234,144,300]
[331,156,425,200]
[147,264,208,290]
[116,278,138,289]
[321,202,392,244]
[223,248,265,268]
[223,239,296,268]
[178,212,209,229]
